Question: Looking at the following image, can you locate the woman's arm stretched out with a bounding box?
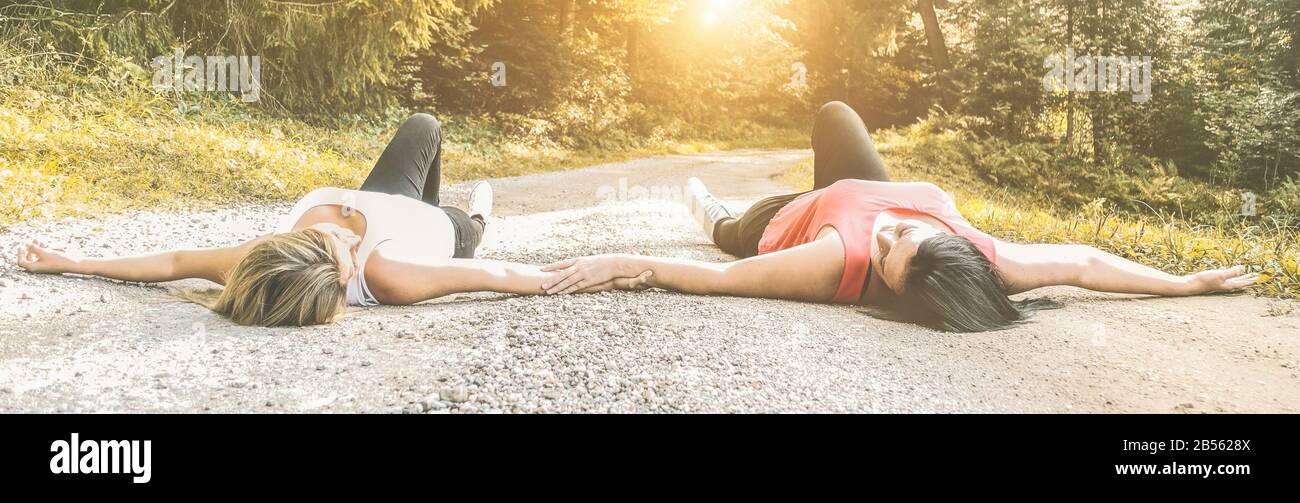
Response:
[363,255,554,305]
[363,252,654,305]
[17,236,630,306]
[16,237,266,285]
[539,237,1257,301]
[540,229,849,302]
[994,242,1257,296]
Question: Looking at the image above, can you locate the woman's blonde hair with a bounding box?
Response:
[176,228,348,326]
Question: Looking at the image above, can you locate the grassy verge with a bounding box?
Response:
[0,93,800,229]
[782,127,1299,299]
[0,46,801,229]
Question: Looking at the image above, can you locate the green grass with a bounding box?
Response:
[0,44,801,229]
[782,127,1300,299]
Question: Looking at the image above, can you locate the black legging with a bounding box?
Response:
[713,101,891,257]
[358,113,485,258]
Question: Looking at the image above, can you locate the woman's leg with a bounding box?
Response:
[359,113,444,204]
[361,113,482,257]
[811,101,890,187]
[443,207,485,258]
[708,102,889,256]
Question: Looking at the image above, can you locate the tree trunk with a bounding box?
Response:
[557,0,574,42]
[1089,0,1103,165]
[626,21,639,82]
[845,17,856,104]
[575,0,594,29]
[917,0,950,71]
[1065,0,1075,153]
[918,0,952,110]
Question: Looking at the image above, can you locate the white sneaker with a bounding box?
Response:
[686,177,731,239]
[468,181,493,219]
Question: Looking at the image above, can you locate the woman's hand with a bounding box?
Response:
[1184,265,1259,295]
[571,270,655,294]
[15,239,83,274]
[541,254,649,295]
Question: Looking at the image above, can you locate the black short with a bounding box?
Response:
[712,192,804,258]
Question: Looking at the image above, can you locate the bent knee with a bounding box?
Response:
[818,101,853,116]
[403,112,441,131]
[814,101,867,134]
[817,101,860,121]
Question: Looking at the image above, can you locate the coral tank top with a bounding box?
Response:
[757,180,998,303]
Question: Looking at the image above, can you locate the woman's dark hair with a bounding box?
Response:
[886,234,1061,332]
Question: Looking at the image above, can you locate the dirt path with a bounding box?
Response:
[1,149,1297,413]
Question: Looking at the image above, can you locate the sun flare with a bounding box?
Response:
[702,0,736,26]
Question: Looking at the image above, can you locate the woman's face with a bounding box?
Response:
[874,218,946,293]
[309,223,362,286]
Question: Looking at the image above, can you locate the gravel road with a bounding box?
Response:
[1,149,1297,413]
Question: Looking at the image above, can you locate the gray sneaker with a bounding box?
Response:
[468,181,493,219]
[686,177,731,240]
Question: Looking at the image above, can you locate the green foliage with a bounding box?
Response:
[942,0,1299,191]
[412,1,642,145]
[949,0,1052,138]
[4,0,491,112]
[897,116,1298,228]
[411,0,804,139]
[0,1,178,63]
[1197,84,1300,188]
[775,0,922,128]
[1194,0,1300,189]
[0,32,800,228]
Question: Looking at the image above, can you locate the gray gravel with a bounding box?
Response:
[1,149,1298,413]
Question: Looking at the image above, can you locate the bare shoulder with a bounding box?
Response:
[360,248,398,294]
[357,249,405,304]
[361,248,460,304]
[805,226,848,273]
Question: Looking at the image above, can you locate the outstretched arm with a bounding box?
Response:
[16,237,264,285]
[364,254,579,305]
[995,241,1257,296]
[540,231,847,302]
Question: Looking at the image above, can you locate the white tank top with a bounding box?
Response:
[276,188,456,306]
